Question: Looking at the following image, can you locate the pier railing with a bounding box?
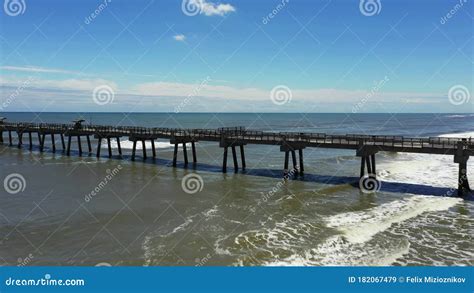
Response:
[1,121,472,151]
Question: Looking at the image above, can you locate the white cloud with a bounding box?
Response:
[132,81,439,104]
[1,75,449,113]
[0,76,117,92]
[191,0,236,16]
[173,34,186,41]
[0,65,80,75]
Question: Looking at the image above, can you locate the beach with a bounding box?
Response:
[0,112,473,266]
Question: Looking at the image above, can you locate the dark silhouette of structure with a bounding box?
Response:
[0,119,471,197]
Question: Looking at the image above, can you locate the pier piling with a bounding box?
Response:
[173,144,178,166]
[455,140,471,197]
[107,138,112,158]
[223,147,228,173]
[231,146,238,172]
[240,145,246,170]
[28,132,33,150]
[221,143,245,173]
[97,138,102,158]
[95,134,124,158]
[117,137,122,156]
[170,136,197,167]
[298,149,304,173]
[77,136,82,156]
[280,142,305,176]
[17,132,23,148]
[51,134,56,152]
[87,135,92,153]
[151,140,156,158]
[192,142,197,163]
[183,143,188,166]
[40,134,46,152]
[61,134,66,150]
[142,140,147,159]
[67,136,72,155]
[132,140,137,161]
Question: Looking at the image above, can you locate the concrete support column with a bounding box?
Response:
[61,134,66,150]
[173,144,178,166]
[87,135,92,153]
[17,132,23,148]
[222,147,228,173]
[366,155,372,174]
[141,140,147,159]
[183,143,188,166]
[284,150,289,176]
[192,142,197,163]
[117,137,122,156]
[240,145,246,170]
[77,136,82,156]
[67,136,72,156]
[107,138,112,158]
[29,132,33,150]
[40,134,46,152]
[291,150,297,174]
[458,161,470,196]
[360,156,366,179]
[231,146,238,172]
[298,149,304,173]
[371,154,376,175]
[131,140,137,161]
[97,138,102,158]
[151,140,156,158]
[455,141,470,197]
[51,133,56,152]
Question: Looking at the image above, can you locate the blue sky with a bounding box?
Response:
[0,0,472,112]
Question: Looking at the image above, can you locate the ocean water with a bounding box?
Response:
[0,113,473,266]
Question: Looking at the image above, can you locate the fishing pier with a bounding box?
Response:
[0,119,472,197]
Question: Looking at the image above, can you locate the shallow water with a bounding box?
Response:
[0,113,473,266]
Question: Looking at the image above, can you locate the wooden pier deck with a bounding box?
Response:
[0,120,472,196]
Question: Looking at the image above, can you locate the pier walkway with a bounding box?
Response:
[0,119,472,196]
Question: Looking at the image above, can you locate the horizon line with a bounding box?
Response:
[1,111,473,115]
